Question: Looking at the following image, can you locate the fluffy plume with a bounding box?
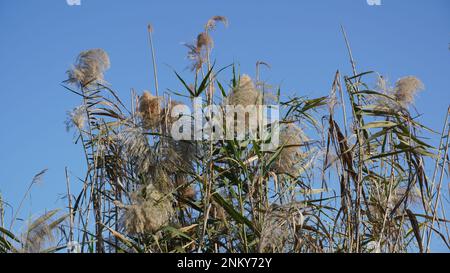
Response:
[393,76,424,107]
[150,167,173,194]
[165,139,197,171]
[123,184,173,235]
[369,186,422,218]
[226,74,262,106]
[374,75,424,111]
[185,33,213,72]
[197,32,213,49]
[19,210,66,253]
[139,91,162,130]
[272,124,308,175]
[259,203,304,253]
[224,75,265,136]
[186,44,203,72]
[206,15,228,30]
[373,76,397,110]
[117,125,151,174]
[65,105,87,131]
[185,15,226,71]
[367,185,423,244]
[66,49,110,87]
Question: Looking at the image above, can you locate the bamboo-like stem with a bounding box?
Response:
[425,106,450,251]
[147,24,159,97]
[341,25,357,78]
[65,167,74,250]
[9,177,37,231]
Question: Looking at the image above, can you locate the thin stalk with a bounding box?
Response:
[341,25,357,78]
[65,167,74,250]
[421,106,449,248]
[147,24,159,96]
[426,108,450,250]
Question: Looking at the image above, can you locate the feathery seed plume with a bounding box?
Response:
[123,184,173,234]
[66,49,110,88]
[393,76,424,107]
[65,105,87,131]
[206,15,228,30]
[226,74,262,106]
[272,123,308,175]
[197,32,213,49]
[139,91,162,130]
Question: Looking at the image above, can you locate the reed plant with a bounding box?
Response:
[0,16,448,253]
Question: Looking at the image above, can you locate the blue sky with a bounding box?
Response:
[0,0,449,250]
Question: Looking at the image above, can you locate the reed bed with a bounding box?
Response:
[0,17,449,253]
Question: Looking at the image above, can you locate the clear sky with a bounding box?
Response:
[0,0,449,250]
